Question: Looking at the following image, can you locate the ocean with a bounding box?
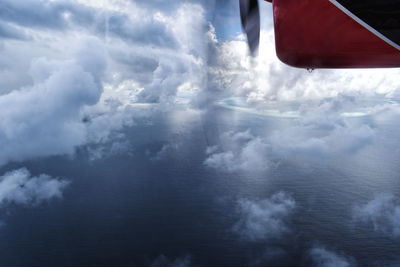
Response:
[0,102,399,266]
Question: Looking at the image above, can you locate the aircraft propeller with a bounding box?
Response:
[239,0,261,56]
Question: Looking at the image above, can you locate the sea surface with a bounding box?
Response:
[0,101,399,267]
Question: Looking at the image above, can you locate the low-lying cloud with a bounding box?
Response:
[204,130,270,173]
[233,192,296,242]
[353,194,400,239]
[309,246,355,267]
[0,168,69,206]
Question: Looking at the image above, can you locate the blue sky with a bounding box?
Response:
[212,0,242,41]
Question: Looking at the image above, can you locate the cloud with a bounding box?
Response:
[233,192,296,242]
[0,168,69,206]
[0,0,94,30]
[269,122,375,158]
[0,21,29,40]
[353,194,400,238]
[150,254,194,267]
[267,95,378,158]
[211,28,400,103]
[309,246,355,267]
[0,37,107,166]
[204,130,270,173]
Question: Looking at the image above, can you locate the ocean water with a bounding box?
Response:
[0,104,399,267]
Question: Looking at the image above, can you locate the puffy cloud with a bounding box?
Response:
[353,194,400,238]
[204,130,270,173]
[0,37,107,166]
[269,95,377,158]
[233,192,296,242]
[309,246,355,267]
[0,168,69,206]
[269,121,375,158]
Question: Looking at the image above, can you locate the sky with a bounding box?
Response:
[0,0,400,266]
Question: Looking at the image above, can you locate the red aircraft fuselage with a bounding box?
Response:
[266,0,400,68]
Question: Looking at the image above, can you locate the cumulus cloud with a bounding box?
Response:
[233,192,295,242]
[353,194,400,238]
[269,121,375,158]
[0,168,69,206]
[265,94,378,158]
[309,246,355,267]
[204,130,270,173]
[0,37,107,166]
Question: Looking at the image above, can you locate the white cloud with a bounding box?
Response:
[233,192,295,242]
[211,28,400,103]
[353,194,400,238]
[265,94,377,158]
[204,130,270,173]
[0,0,396,169]
[269,122,375,158]
[310,246,355,267]
[0,168,69,206]
[0,37,107,166]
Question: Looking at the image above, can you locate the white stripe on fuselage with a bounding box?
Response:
[329,0,400,51]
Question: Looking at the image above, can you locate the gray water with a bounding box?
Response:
[0,105,399,266]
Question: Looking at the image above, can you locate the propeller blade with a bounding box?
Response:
[239,0,260,56]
